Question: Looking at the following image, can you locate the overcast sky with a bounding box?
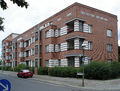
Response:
[0,0,120,58]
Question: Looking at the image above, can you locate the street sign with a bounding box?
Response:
[77,72,83,76]
[0,79,11,91]
[82,57,85,61]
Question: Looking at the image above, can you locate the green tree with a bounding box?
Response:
[118,46,120,62]
[0,0,29,31]
[0,59,2,65]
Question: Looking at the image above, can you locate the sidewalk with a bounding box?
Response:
[1,70,120,90]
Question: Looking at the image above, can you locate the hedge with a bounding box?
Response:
[38,67,48,75]
[48,67,82,78]
[84,61,112,80]
[29,67,35,74]
[1,61,120,80]
[110,61,120,78]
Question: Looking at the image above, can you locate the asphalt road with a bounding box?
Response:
[0,73,120,91]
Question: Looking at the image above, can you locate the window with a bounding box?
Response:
[58,59,61,66]
[35,32,38,41]
[57,18,61,21]
[35,45,38,54]
[79,39,84,49]
[107,29,112,37]
[46,60,49,67]
[68,57,74,67]
[66,12,72,17]
[79,21,83,32]
[88,42,92,50]
[107,44,112,52]
[88,25,92,33]
[46,45,49,53]
[58,44,61,52]
[32,37,35,43]
[40,45,42,53]
[108,59,112,63]
[46,30,49,38]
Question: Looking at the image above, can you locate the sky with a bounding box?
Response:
[0,0,120,58]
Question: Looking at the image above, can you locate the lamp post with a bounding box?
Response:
[2,60,4,72]
[81,45,85,87]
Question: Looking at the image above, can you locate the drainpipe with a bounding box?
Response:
[38,25,40,69]
[34,27,36,67]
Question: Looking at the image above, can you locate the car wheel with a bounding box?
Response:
[17,75,20,78]
[30,76,33,78]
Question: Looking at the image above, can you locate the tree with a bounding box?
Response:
[0,0,29,31]
[0,59,2,65]
[118,46,120,62]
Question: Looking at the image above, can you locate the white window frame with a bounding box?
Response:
[46,45,49,53]
[88,25,92,33]
[107,29,112,37]
[88,42,92,50]
[107,44,112,52]
[46,30,49,38]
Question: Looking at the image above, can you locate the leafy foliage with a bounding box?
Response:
[48,67,81,78]
[110,61,120,78]
[118,46,120,62]
[14,64,29,72]
[0,0,28,10]
[0,17,4,31]
[84,61,111,80]
[38,67,48,75]
[29,67,35,74]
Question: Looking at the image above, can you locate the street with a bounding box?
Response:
[0,73,119,91]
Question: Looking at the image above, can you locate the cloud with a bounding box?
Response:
[118,40,120,46]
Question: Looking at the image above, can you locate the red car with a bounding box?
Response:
[17,69,33,78]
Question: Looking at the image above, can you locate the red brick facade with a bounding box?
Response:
[2,2,118,68]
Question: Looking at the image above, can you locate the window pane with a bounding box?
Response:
[107,30,112,37]
[46,45,49,52]
[46,60,49,67]
[88,25,92,33]
[79,21,83,32]
[88,42,92,50]
[107,44,112,52]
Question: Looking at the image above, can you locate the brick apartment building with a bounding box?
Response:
[2,2,118,68]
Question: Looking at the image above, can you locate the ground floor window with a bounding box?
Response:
[108,59,112,63]
[67,57,74,67]
[46,60,49,67]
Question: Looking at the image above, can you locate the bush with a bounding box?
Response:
[14,64,29,72]
[48,67,80,78]
[84,61,111,80]
[38,67,48,75]
[110,61,120,78]
[3,66,12,71]
[0,66,2,70]
[29,67,34,74]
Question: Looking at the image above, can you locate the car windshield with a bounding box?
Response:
[22,70,30,72]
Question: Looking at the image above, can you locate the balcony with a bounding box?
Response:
[67,39,74,50]
[66,36,85,50]
[65,18,85,34]
[67,28,74,34]
[20,57,25,62]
